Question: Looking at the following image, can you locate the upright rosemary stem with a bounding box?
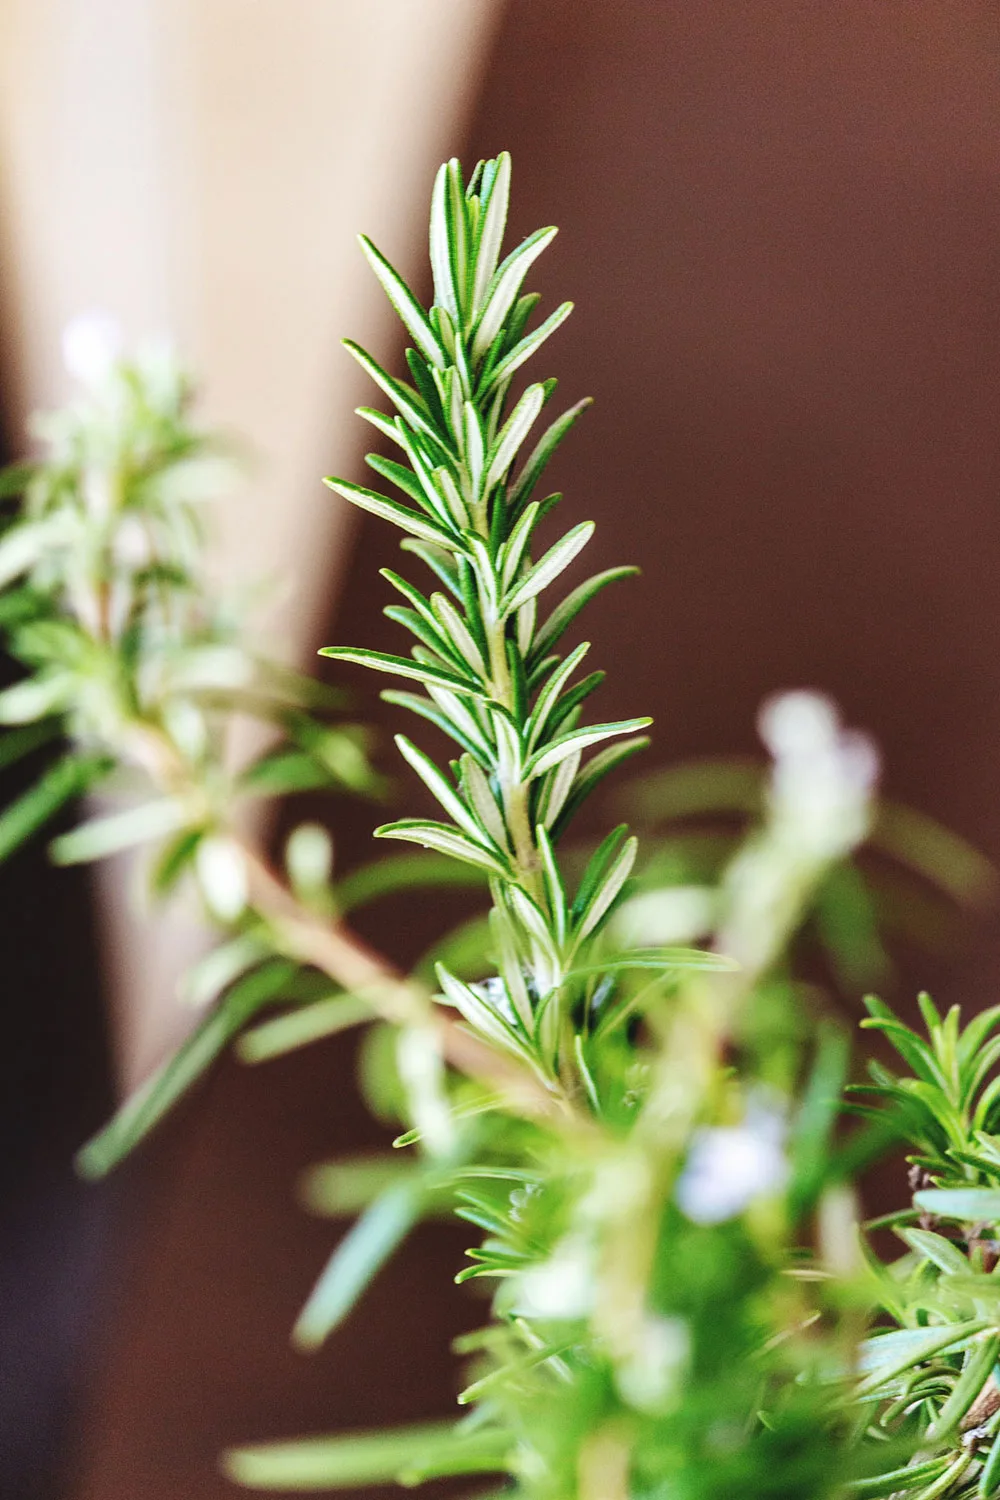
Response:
[484,606,542,903]
[323,153,652,1091]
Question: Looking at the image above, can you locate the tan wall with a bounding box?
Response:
[0,0,503,1089]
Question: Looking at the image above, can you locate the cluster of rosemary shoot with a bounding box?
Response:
[3,154,1000,1500]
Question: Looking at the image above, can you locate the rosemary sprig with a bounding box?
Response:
[323,153,655,1092]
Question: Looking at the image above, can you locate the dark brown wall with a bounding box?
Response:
[71,4,1000,1496]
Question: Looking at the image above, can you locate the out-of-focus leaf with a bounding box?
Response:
[51,796,188,864]
[77,960,297,1178]
[913,1187,1000,1222]
[0,674,71,724]
[0,752,108,865]
[414,912,492,984]
[240,749,334,795]
[180,933,269,1009]
[334,850,486,912]
[299,1156,423,1218]
[292,1183,423,1351]
[224,1420,509,1491]
[875,801,998,909]
[788,1023,851,1217]
[617,755,763,823]
[238,993,372,1064]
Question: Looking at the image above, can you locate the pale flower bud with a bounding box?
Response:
[676,1104,789,1225]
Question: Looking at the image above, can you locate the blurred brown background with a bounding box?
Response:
[2,1,999,1496]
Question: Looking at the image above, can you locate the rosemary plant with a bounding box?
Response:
[226,155,950,1499]
[3,154,996,1500]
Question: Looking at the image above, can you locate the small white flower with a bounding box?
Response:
[676,1105,789,1225]
[757,690,880,861]
[62,310,123,387]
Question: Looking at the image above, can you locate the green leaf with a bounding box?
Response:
[502,522,595,617]
[238,993,374,1064]
[856,1320,992,1395]
[876,801,997,910]
[50,796,187,865]
[380,688,489,761]
[479,300,574,398]
[77,961,297,1178]
[0,517,63,589]
[181,933,268,1009]
[846,1458,954,1498]
[499,501,540,593]
[537,747,580,830]
[323,477,456,549]
[0,461,35,498]
[357,235,444,368]
[483,382,546,495]
[788,1024,851,1214]
[619,755,763,822]
[460,754,510,853]
[573,836,638,944]
[435,963,530,1056]
[225,1421,510,1491]
[926,1331,1000,1439]
[374,818,510,876]
[292,1183,422,1350]
[526,640,591,752]
[549,671,605,737]
[394,734,488,844]
[319,646,486,701]
[0,674,71,724]
[342,341,444,449]
[383,603,464,670]
[0,752,107,865]
[565,947,736,981]
[430,161,461,320]
[471,224,558,363]
[551,735,651,836]
[536,823,567,946]
[524,716,652,781]
[914,1188,1000,1222]
[335,850,487,912]
[300,1156,425,1217]
[897,1227,970,1275]
[859,1017,948,1091]
[509,398,593,514]
[471,151,511,316]
[365,454,429,508]
[531,566,639,662]
[0,719,60,770]
[960,1004,1000,1070]
[978,1424,1000,1497]
[429,591,486,674]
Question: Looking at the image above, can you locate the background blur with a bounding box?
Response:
[1,2,999,1496]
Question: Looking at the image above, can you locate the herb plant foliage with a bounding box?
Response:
[1,154,997,1500]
